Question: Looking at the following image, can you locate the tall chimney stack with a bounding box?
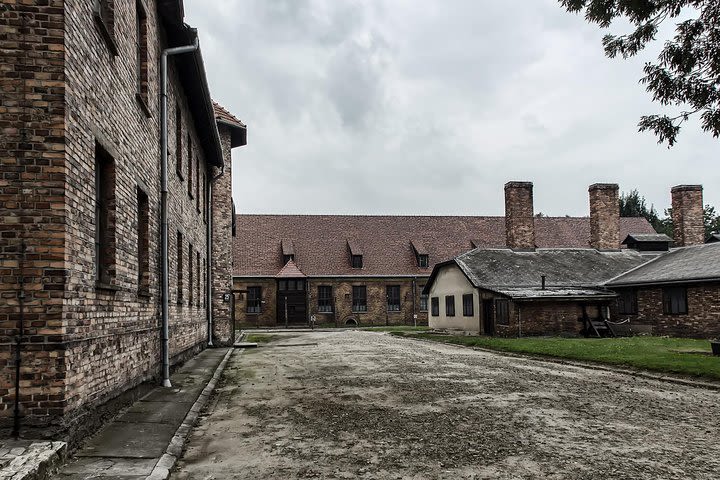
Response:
[505,181,535,250]
[671,185,704,247]
[589,183,620,250]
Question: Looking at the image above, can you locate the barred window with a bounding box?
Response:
[247,286,262,313]
[352,286,367,312]
[318,286,333,312]
[387,285,401,311]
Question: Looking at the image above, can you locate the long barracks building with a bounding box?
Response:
[232,182,655,328]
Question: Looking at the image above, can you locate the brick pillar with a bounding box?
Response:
[211,127,234,345]
[504,181,535,250]
[671,185,704,247]
[589,183,620,250]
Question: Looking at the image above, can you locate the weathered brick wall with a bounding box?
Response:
[0,0,67,429]
[234,277,430,328]
[496,302,603,337]
[60,0,211,430]
[0,0,223,436]
[504,182,535,250]
[671,185,704,247]
[211,127,234,344]
[589,183,619,250]
[612,285,720,338]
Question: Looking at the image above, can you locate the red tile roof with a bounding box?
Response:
[212,101,245,129]
[275,259,306,278]
[233,215,656,277]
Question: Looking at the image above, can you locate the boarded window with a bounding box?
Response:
[187,135,193,197]
[247,286,262,313]
[188,244,194,306]
[387,285,401,311]
[431,297,439,316]
[662,287,687,315]
[617,289,638,315]
[318,286,333,312]
[462,294,474,317]
[445,296,455,317]
[95,142,116,285]
[175,104,183,178]
[176,231,183,302]
[352,286,367,312]
[351,255,363,269]
[196,250,201,306]
[495,299,510,325]
[137,188,150,293]
[135,0,148,106]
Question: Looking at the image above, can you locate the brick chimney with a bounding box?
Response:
[589,183,620,250]
[671,185,704,247]
[504,181,535,250]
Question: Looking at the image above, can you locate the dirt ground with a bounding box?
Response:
[171,331,720,479]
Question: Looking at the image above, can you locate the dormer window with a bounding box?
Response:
[281,239,295,265]
[418,254,429,268]
[411,240,429,269]
[347,239,363,269]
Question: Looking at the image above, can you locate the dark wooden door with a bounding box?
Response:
[277,279,307,325]
[482,299,494,336]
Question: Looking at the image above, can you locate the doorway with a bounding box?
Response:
[482,299,495,336]
[276,278,307,325]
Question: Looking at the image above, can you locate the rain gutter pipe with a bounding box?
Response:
[160,37,199,387]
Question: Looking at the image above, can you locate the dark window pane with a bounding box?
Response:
[445,296,455,316]
[352,286,367,312]
[318,286,333,312]
[431,297,439,316]
[386,285,401,311]
[462,294,474,317]
[247,286,262,313]
[495,300,509,325]
[662,287,687,315]
[352,255,363,269]
[418,255,429,268]
[617,289,638,315]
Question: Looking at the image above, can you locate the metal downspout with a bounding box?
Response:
[207,165,224,347]
[160,38,199,388]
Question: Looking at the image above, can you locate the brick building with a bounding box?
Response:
[608,185,720,338]
[423,183,655,336]
[0,0,245,439]
[232,182,655,328]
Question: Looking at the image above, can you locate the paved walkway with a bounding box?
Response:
[172,331,720,479]
[53,348,230,480]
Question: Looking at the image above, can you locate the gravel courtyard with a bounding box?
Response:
[171,331,720,479]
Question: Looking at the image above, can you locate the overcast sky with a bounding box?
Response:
[185,0,718,217]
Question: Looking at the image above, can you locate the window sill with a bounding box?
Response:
[95,281,120,292]
[317,311,334,315]
[135,92,152,118]
[246,312,262,316]
[387,310,403,314]
[94,13,118,56]
[351,311,368,314]
[138,288,152,299]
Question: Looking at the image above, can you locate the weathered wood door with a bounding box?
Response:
[482,299,495,336]
[277,279,307,325]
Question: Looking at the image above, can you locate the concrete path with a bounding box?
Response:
[53,348,230,480]
[172,331,720,479]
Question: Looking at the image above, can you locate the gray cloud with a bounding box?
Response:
[185,0,719,217]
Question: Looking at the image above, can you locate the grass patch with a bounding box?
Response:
[399,333,720,380]
[244,334,279,344]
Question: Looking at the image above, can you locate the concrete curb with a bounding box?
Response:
[393,333,720,392]
[145,348,236,480]
[0,441,67,480]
